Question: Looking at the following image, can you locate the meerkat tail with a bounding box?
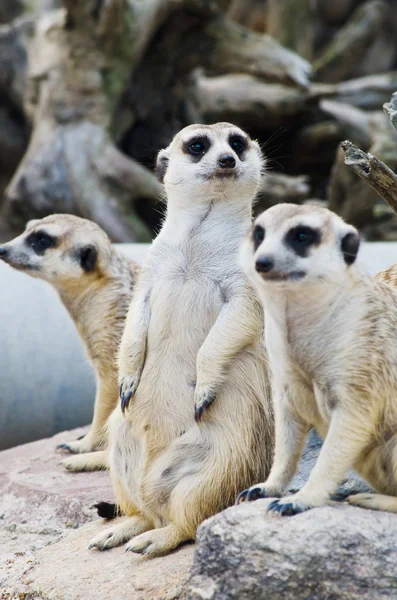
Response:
[347,493,397,513]
[92,501,122,519]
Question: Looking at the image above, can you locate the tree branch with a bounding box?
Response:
[341,139,397,214]
[383,91,397,133]
[313,0,388,83]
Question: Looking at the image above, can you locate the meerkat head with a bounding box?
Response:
[0,214,113,288]
[156,123,263,208]
[241,203,360,288]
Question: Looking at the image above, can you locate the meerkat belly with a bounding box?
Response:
[128,271,224,440]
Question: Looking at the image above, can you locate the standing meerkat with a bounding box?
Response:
[0,215,139,473]
[238,202,397,515]
[88,122,274,557]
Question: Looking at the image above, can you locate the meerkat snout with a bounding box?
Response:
[242,203,360,286]
[218,154,236,169]
[255,255,274,274]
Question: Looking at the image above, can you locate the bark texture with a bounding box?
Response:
[2,0,397,241]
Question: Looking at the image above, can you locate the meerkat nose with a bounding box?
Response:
[0,247,8,259]
[255,256,274,273]
[218,155,236,169]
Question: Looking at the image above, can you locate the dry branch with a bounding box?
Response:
[0,17,33,111]
[384,91,397,132]
[204,18,311,88]
[267,0,314,61]
[186,72,309,130]
[341,140,397,215]
[313,0,388,83]
[311,72,397,111]
[228,0,265,31]
[256,173,310,210]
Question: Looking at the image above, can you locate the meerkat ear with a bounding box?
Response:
[155,149,169,184]
[79,245,97,272]
[341,230,360,265]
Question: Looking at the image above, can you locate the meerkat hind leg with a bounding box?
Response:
[347,493,397,513]
[89,515,152,551]
[125,524,190,557]
[61,450,108,472]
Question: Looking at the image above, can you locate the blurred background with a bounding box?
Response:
[2,0,397,244]
[3,0,397,449]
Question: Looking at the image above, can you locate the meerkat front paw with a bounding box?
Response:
[57,433,100,455]
[236,483,281,504]
[194,385,217,421]
[267,493,314,516]
[119,374,140,412]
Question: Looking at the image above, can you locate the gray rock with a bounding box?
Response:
[187,500,397,600]
[0,427,193,600]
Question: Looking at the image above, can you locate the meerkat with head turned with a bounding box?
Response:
[0,215,139,473]
[88,122,274,557]
[238,202,397,515]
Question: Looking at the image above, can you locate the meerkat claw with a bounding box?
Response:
[56,443,72,452]
[236,485,277,504]
[246,486,271,502]
[236,489,249,504]
[119,375,139,412]
[121,390,133,413]
[194,389,217,422]
[267,498,309,516]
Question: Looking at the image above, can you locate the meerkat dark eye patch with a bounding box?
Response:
[229,134,247,156]
[79,245,97,272]
[341,231,360,265]
[183,136,210,162]
[26,231,57,255]
[285,225,321,257]
[252,224,265,250]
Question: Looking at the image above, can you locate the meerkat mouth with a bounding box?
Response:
[1,258,39,271]
[202,169,238,181]
[260,271,306,282]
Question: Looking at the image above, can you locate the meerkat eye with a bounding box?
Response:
[229,135,247,154]
[253,225,265,250]
[285,225,321,256]
[190,141,204,154]
[26,231,57,254]
[185,136,210,157]
[36,234,53,249]
[294,227,315,246]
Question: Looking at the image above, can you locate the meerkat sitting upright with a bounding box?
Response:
[88,122,274,557]
[238,202,397,515]
[0,215,139,473]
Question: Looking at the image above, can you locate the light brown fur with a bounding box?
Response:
[239,203,397,516]
[0,214,139,472]
[89,123,274,556]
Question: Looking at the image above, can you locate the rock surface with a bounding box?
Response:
[0,426,386,600]
[187,500,397,600]
[0,427,194,599]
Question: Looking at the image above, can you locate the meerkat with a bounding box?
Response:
[0,215,139,473]
[88,122,274,557]
[237,202,397,516]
